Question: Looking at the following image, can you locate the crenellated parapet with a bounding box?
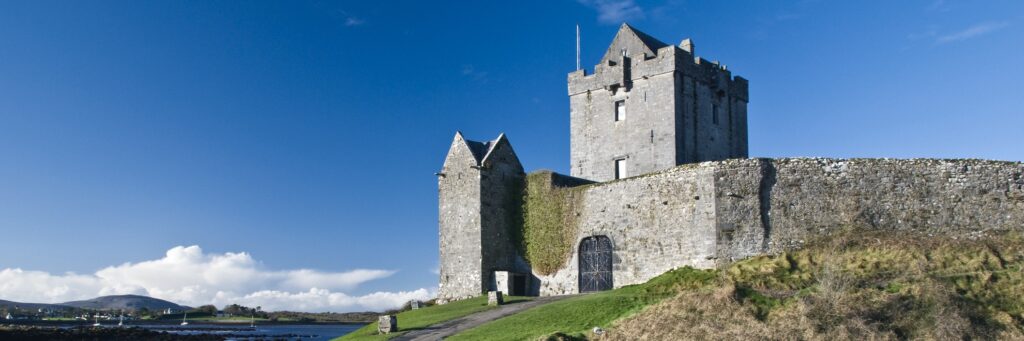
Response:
[568,43,747,102]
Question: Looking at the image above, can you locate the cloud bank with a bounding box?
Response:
[0,246,432,312]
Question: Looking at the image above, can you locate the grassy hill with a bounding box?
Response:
[60,294,187,312]
[337,296,533,340]
[450,231,1024,340]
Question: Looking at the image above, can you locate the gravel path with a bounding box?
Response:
[392,295,571,341]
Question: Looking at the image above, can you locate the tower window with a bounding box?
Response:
[614,100,625,121]
[614,159,627,179]
[712,104,719,125]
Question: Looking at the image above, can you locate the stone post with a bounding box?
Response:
[487,291,504,306]
[377,315,398,334]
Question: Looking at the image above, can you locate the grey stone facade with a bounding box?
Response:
[568,23,748,182]
[535,158,1024,295]
[437,132,525,303]
[436,23,1023,303]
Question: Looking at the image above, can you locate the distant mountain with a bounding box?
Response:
[60,295,188,312]
[0,299,71,311]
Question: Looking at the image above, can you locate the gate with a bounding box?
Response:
[578,236,613,292]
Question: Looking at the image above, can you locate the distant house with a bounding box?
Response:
[215,311,228,318]
[4,313,35,320]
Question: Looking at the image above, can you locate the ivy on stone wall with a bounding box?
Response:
[515,172,585,275]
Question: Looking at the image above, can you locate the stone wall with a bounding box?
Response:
[437,134,484,302]
[568,27,749,182]
[535,164,719,295]
[531,158,1024,295]
[478,137,527,293]
[437,133,525,303]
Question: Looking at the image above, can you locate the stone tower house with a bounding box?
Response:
[568,23,749,182]
[437,132,525,302]
[437,23,1024,304]
[438,24,751,302]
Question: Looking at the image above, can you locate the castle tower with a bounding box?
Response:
[568,23,749,182]
[437,132,525,303]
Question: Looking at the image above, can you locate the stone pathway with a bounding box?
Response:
[392,295,571,341]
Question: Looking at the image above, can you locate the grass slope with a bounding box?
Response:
[336,296,531,341]
[607,232,1024,340]
[448,268,716,341]
[450,231,1024,340]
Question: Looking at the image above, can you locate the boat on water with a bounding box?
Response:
[180,313,188,326]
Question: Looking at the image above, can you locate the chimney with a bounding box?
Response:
[679,38,694,54]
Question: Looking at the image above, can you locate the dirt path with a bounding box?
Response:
[392,295,571,341]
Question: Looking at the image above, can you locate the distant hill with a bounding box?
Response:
[0,299,71,311]
[60,295,188,312]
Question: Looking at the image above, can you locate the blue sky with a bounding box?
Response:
[0,0,1021,311]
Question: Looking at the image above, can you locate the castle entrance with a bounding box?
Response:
[579,236,613,292]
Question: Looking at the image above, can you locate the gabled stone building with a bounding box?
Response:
[436,24,1024,303]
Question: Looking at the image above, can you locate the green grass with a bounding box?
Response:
[447,267,717,341]
[450,232,1024,340]
[607,231,1024,340]
[336,296,532,341]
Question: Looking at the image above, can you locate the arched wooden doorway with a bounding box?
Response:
[578,236,613,292]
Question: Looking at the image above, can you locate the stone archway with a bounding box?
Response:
[578,236,613,292]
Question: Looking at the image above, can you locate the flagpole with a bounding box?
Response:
[576,24,581,71]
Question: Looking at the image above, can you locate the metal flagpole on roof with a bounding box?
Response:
[576,24,581,71]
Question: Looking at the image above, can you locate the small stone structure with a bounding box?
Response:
[487,291,504,306]
[493,271,528,296]
[377,315,397,334]
[410,300,420,310]
[435,23,1024,303]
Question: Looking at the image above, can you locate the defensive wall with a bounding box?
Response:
[528,158,1024,296]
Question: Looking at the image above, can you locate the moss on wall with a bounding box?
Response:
[515,171,586,275]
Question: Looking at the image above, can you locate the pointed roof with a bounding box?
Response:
[464,139,490,164]
[448,132,512,166]
[600,23,670,63]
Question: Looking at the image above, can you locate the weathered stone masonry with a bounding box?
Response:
[533,158,1024,295]
[437,133,526,302]
[436,23,1024,302]
[569,23,748,182]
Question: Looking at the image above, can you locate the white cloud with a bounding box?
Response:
[0,246,432,312]
[345,17,365,27]
[936,21,1010,44]
[579,0,645,24]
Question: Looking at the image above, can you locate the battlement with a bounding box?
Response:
[568,33,747,102]
[568,23,749,182]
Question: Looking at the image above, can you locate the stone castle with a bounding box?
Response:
[436,24,1024,303]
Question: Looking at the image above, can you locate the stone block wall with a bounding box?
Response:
[535,164,719,295]
[568,26,749,183]
[530,158,1024,295]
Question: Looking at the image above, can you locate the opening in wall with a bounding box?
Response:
[614,100,625,122]
[614,158,627,179]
